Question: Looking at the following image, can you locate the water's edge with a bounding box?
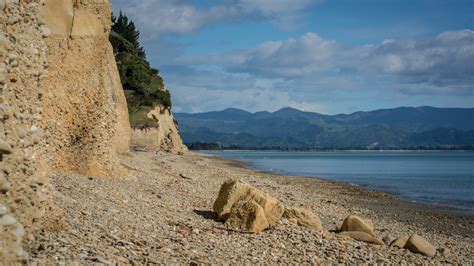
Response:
[205,151,474,217]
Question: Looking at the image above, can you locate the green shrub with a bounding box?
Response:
[110,12,172,128]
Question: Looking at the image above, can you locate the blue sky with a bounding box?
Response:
[113,0,473,114]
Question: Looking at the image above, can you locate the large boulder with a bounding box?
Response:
[225,200,269,233]
[340,215,376,237]
[283,207,323,232]
[213,179,284,232]
[404,234,437,257]
[339,231,384,245]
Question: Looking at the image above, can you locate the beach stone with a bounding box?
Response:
[0,139,12,154]
[287,218,298,225]
[438,247,450,256]
[390,236,409,248]
[0,214,17,226]
[213,178,284,225]
[1,181,11,194]
[283,207,323,232]
[225,200,269,233]
[14,223,24,238]
[340,215,376,237]
[0,63,7,85]
[0,205,7,216]
[339,231,384,245]
[404,234,437,257]
[382,236,394,245]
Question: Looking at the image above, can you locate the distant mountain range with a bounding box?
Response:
[174,106,474,149]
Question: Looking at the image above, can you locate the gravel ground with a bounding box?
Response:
[29,151,474,264]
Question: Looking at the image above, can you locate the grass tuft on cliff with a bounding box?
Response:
[110,12,171,128]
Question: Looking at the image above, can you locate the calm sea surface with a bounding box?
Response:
[204,151,474,215]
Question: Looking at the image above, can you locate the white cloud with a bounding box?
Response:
[170,85,325,113]
[163,29,474,113]
[236,0,319,29]
[183,30,474,91]
[112,0,238,35]
[112,0,319,36]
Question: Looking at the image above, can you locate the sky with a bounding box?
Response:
[112,0,474,114]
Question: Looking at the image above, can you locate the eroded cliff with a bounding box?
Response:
[0,0,49,262]
[131,106,188,154]
[1,0,131,262]
[40,0,130,178]
[1,0,188,261]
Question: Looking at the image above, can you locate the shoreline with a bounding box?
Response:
[200,149,474,152]
[215,155,474,231]
[206,151,474,217]
[31,151,473,264]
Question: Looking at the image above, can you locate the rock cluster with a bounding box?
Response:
[213,179,440,258]
[213,179,325,234]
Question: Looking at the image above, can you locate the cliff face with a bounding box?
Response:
[1,0,187,261]
[131,106,188,154]
[1,0,131,262]
[0,0,50,262]
[40,0,130,178]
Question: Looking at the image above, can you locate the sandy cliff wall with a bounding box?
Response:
[1,0,131,262]
[40,0,131,178]
[131,106,187,154]
[0,0,50,262]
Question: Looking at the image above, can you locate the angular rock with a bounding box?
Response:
[225,200,269,233]
[213,179,284,226]
[283,207,323,231]
[404,234,437,257]
[390,236,409,248]
[339,231,384,245]
[340,215,376,237]
[0,139,12,154]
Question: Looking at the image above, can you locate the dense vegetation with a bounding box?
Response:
[186,142,223,151]
[110,12,171,127]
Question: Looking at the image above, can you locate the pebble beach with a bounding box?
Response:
[30,151,474,264]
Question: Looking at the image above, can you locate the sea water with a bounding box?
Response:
[205,151,474,215]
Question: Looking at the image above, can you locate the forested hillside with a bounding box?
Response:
[175,107,474,149]
[109,12,172,128]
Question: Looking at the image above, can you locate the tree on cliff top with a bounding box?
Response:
[110,12,172,128]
